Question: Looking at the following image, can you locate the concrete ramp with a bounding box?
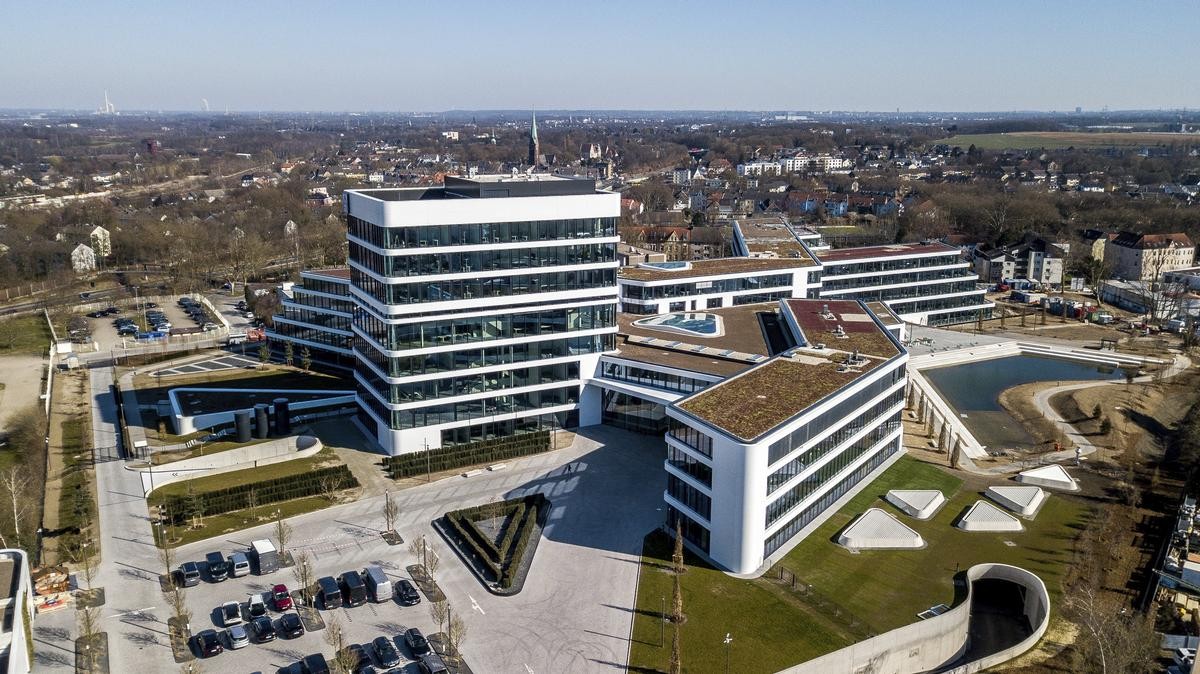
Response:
[837,508,925,550]
[985,485,1047,518]
[885,489,946,520]
[956,500,1023,532]
[1016,464,1079,491]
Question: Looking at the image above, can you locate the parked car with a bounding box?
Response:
[318,576,342,610]
[226,624,250,650]
[272,583,293,611]
[144,302,159,309]
[340,570,367,607]
[363,565,392,603]
[250,615,276,643]
[194,629,223,658]
[178,561,201,587]
[417,653,449,674]
[229,552,251,578]
[206,552,230,582]
[395,579,420,606]
[404,627,431,656]
[279,612,304,638]
[372,636,402,668]
[300,653,330,674]
[86,310,105,319]
[219,601,242,626]
[247,593,267,618]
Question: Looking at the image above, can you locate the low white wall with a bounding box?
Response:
[776,563,1050,674]
[169,388,355,434]
[139,434,323,495]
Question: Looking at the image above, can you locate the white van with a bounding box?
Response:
[229,551,251,578]
[363,565,392,603]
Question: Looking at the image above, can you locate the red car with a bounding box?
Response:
[272,584,293,611]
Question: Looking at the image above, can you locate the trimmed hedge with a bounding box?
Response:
[442,493,547,589]
[385,431,551,479]
[159,465,358,524]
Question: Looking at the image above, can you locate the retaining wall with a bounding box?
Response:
[775,563,1049,674]
[138,434,323,495]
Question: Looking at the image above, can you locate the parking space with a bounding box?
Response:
[176,548,441,673]
[206,291,257,332]
[85,297,217,353]
[150,354,260,378]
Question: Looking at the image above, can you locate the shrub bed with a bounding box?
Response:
[385,431,550,479]
[440,493,547,590]
[158,465,357,524]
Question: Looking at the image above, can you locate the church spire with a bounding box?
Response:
[528,111,540,167]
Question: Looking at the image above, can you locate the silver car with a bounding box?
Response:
[227,623,250,649]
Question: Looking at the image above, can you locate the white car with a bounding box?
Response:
[220,601,242,626]
[247,593,267,619]
[226,623,250,649]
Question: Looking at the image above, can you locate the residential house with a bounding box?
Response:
[1104,231,1197,282]
[71,243,96,274]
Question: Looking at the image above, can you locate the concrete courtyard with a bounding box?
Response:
[41,365,668,673]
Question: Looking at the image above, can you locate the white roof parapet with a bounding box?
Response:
[1015,464,1079,491]
[956,500,1023,532]
[885,489,946,520]
[985,485,1047,518]
[837,508,925,550]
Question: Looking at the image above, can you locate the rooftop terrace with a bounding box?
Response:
[816,241,959,264]
[735,220,819,260]
[618,256,814,282]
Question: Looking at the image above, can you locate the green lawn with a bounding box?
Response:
[627,456,1091,673]
[0,315,54,355]
[158,495,330,548]
[146,447,341,501]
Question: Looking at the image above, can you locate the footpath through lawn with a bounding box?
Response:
[627,456,1090,673]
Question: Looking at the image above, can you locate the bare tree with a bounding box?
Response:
[428,600,448,635]
[424,544,440,576]
[324,614,357,674]
[292,551,314,605]
[0,468,30,547]
[274,513,292,556]
[245,488,259,521]
[448,612,468,655]
[78,604,103,672]
[669,622,682,674]
[671,571,684,624]
[672,519,685,575]
[159,539,176,584]
[300,345,312,372]
[318,472,343,503]
[383,490,399,534]
[283,341,294,368]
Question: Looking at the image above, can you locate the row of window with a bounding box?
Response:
[822,254,963,277]
[826,279,979,303]
[291,287,356,312]
[763,442,899,556]
[887,293,989,316]
[347,215,617,249]
[298,277,352,297]
[600,361,714,395]
[356,304,614,351]
[820,268,976,292]
[438,410,578,448]
[355,334,615,378]
[350,241,616,278]
[601,390,670,435]
[667,474,711,521]
[352,268,617,305]
[359,382,580,430]
[767,390,905,493]
[667,420,714,458]
[282,306,352,332]
[667,446,712,487]
[926,307,994,326]
[766,424,901,527]
[668,505,711,554]
[766,366,905,464]
[360,361,580,405]
[271,321,353,350]
[620,274,793,300]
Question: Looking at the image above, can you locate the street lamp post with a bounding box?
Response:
[724,633,733,674]
[660,595,665,648]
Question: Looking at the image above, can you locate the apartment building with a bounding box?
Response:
[343,175,620,453]
[1104,231,1197,282]
[972,237,1067,287]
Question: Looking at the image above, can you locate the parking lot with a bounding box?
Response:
[205,289,257,333]
[85,297,218,353]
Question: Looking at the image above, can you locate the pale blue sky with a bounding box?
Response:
[3,0,1197,112]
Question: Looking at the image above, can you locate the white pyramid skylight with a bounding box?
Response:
[1016,464,1079,491]
[837,508,925,550]
[956,500,1023,532]
[985,485,1047,518]
[885,490,946,520]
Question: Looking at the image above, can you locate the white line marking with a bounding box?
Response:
[469,594,485,615]
[108,606,155,619]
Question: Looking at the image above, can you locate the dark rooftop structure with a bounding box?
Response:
[350,174,600,201]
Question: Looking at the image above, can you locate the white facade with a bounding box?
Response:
[70,243,96,274]
[344,176,621,454]
[618,262,820,315]
[89,225,111,258]
[736,160,782,177]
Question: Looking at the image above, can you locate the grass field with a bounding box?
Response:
[627,456,1091,673]
[939,131,1200,150]
[0,314,53,355]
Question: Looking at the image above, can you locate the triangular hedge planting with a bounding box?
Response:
[442,493,548,590]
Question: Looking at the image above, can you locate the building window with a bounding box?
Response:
[667,505,710,554]
[667,474,711,520]
[667,446,712,487]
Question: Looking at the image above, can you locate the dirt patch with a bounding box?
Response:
[997,381,1075,451]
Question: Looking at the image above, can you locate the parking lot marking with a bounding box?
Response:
[108,606,156,619]
[468,595,485,615]
[524,665,534,674]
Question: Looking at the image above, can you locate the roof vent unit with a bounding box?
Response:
[813,342,826,350]
[833,324,847,338]
[847,349,866,367]
[820,304,834,319]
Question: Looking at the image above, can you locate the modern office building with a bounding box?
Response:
[815,241,992,326]
[342,175,620,453]
[268,268,356,370]
[0,549,34,674]
[617,256,821,315]
[593,298,908,573]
